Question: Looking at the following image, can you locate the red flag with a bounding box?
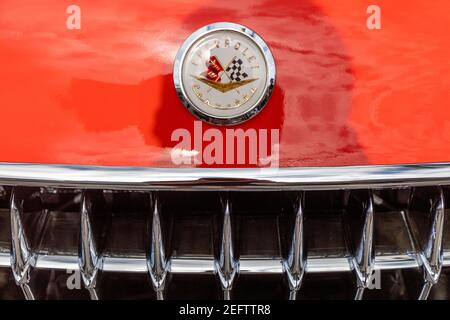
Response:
[204,56,224,82]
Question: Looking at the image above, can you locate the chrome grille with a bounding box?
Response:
[1,163,450,300]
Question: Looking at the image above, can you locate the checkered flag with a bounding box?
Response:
[225,57,248,82]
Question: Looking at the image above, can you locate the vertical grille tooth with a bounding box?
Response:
[348,190,375,300]
[10,187,40,300]
[146,192,169,300]
[79,190,108,300]
[407,187,445,300]
[215,193,238,300]
[283,193,305,300]
[419,282,433,300]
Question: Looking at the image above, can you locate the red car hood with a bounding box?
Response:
[0,0,449,168]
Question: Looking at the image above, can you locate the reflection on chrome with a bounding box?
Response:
[352,192,375,300]
[283,194,306,300]
[215,194,238,300]
[416,188,445,300]
[3,253,438,274]
[147,193,169,300]
[79,191,102,300]
[10,188,36,300]
[3,162,450,190]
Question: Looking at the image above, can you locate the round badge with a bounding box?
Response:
[173,22,276,125]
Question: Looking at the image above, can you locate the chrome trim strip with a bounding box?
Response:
[239,259,283,273]
[375,254,419,270]
[443,251,450,266]
[36,254,79,270]
[0,252,11,267]
[29,254,425,272]
[103,257,148,273]
[0,253,430,273]
[2,162,450,190]
[171,258,215,274]
[307,257,351,273]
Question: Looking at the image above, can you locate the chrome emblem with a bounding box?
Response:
[173,22,276,125]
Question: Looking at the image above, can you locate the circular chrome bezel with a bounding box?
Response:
[173,22,276,126]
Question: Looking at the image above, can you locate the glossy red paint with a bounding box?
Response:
[0,0,449,167]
